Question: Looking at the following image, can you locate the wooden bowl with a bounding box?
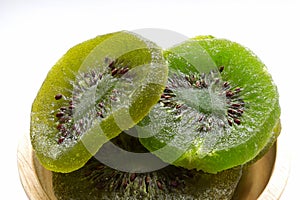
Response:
[17,134,289,200]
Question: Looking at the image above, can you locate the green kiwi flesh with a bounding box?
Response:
[52,132,243,200]
[30,31,168,173]
[138,36,280,173]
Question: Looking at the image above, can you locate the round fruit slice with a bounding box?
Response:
[30,31,168,173]
[52,132,243,200]
[138,36,280,173]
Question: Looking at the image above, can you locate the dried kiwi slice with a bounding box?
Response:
[30,31,168,172]
[53,132,243,200]
[138,36,280,173]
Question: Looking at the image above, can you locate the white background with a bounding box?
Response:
[1,0,299,199]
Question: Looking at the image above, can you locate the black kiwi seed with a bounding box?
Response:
[57,137,65,144]
[59,107,67,112]
[223,81,229,88]
[156,180,163,190]
[55,94,63,100]
[53,58,130,144]
[108,60,116,69]
[55,112,64,118]
[98,102,104,108]
[130,173,136,182]
[52,132,243,200]
[219,66,224,73]
[111,68,119,76]
[96,111,104,118]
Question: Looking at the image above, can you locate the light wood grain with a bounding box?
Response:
[17,134,57,200]
[17,133,289,200]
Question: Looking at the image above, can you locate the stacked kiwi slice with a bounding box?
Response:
[30,31,280,199]
[30,31,168,173]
